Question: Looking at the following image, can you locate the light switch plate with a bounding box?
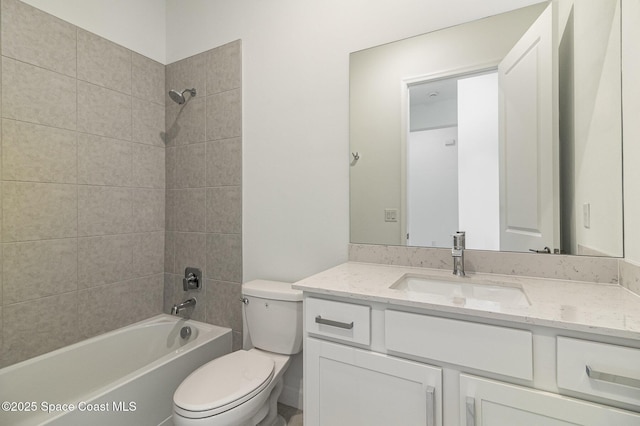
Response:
[385,209,398,222]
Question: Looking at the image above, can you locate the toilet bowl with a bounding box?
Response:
[172,280,302,426]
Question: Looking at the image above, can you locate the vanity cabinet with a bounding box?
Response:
[461,375,640,426]
[305,338,442,426]
[304,297,442,426]
[302,295,640,426]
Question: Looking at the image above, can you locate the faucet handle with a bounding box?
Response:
[183,267,201,291]
[453,231,466,249]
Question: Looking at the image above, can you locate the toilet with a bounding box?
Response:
[172,280,303,426]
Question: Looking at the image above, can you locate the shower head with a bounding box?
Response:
[169,88,197,105]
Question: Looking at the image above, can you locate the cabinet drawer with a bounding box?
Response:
[557,337,640,407]
[385,310,532,380]
[305,297,371,345]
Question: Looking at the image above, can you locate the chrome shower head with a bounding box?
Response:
[169,88,197,105]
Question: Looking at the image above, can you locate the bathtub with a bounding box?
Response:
[0,314,231,426]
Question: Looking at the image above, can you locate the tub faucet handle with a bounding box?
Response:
[183,267,201,291]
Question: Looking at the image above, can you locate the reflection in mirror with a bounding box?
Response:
[349,0,623,257]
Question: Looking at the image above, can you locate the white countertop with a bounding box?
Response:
[293,262,640,341]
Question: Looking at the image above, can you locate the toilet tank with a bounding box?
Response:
[243,280,303,355]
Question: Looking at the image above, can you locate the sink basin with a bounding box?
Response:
[390,274,530,308]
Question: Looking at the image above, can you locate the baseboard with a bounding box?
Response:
[279,383,303,410]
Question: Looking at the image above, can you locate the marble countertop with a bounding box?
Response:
[293,262,640,341]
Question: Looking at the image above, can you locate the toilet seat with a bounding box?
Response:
[173,350,275,420]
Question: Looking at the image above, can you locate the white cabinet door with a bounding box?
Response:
[305,337,442,426]
[460,374,640,426]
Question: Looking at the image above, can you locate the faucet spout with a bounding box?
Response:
[452,231,466,277]
[171,298,196,315]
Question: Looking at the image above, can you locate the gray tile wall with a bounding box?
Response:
[164,40,243,350]
[0,0,165,367]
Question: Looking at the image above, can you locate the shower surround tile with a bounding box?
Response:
[1,0,76,77]
[77,134,132,186]
[204,279,242,332]
[165,231,176,274]
[132,143,165,188]
[3,239,78,304]
[173,188,206,232]
[205,138,242,186]
[164,41,243,332]
[206,233,242,283]
[165,52,206,106]
[77,275,163,340]
[77,234,134,288]
[206,40,242,95]
[132,231,165,277]
[2,292,79,367]
[2,119,77,184]
[165,147,177,189]
[174,232,206,276]
[206,186,242,234]
[0,3,166,367]
[133,53,165,106]
[206,88,242,141]
[78,81,132,141]
[2,182,77,242]
[1,57,76,130]
[78,186,133,236]
[133,97,166,146]
[77,29,132,94]
[132,188,165,233]
[165,97,206,146]
[175,143,206,188]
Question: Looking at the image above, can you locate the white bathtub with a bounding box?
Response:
[0,314,232,426]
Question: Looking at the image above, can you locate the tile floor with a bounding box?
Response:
[278,403,304,425]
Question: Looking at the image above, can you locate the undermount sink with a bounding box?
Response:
[390,274,530,308]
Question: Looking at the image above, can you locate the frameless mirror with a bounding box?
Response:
[349,0,623,257]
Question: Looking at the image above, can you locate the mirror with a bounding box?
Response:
[349,0,623,257]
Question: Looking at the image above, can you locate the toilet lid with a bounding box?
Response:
[174,350,275,415]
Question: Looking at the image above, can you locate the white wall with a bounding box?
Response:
[20,0,166,63]
[407,127,459,247]
[572,0,623,256]
[458,73,500,250]
[410,98,458,131]
[623,0,640,264]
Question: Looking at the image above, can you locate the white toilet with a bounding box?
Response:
[172,280,303,426]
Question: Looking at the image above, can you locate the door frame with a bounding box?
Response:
[400,62,500,245]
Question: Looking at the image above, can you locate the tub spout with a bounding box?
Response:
[171,298,196,315]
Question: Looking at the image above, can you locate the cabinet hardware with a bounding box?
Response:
[466,397,475,426]
[426,386,435,426]
[586,365,640,389]
[315,315,354,329]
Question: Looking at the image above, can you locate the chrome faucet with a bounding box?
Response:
[452,231,466,276]
[171,298,196,315]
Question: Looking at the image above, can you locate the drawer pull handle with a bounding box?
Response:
[466,397,476,426]
[586,365,640,389]
[426,386,435,426]
[315,315,354,329]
